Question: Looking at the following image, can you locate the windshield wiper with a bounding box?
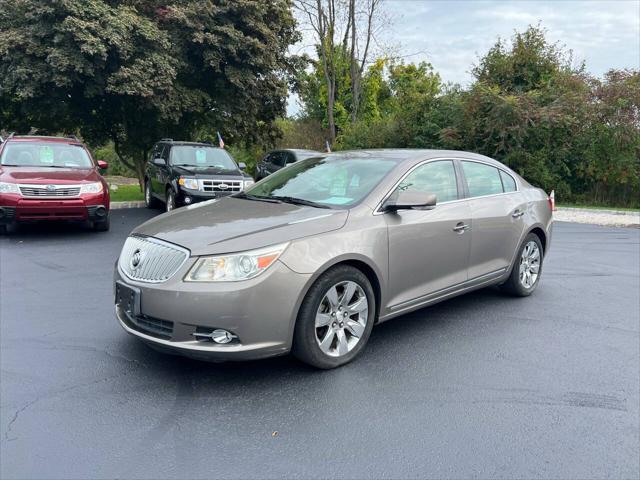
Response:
[234,192,282,204]
[270,195,331,209]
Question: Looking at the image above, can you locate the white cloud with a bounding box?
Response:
[288,0,640,115]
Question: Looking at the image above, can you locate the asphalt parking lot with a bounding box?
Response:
[1,210,638,479]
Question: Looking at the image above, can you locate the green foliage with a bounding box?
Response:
[0,0,300,180]
[332,26,639,207]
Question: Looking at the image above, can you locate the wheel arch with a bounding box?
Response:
[528,226,547,253]
[288,254,385,343]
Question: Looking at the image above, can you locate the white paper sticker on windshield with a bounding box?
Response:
[324,196,353,205]
[195,149,206,164]
[329,168,348,196]
[40,146,54,164]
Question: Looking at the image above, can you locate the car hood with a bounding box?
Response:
[0,166,100,183]
[134,197,348,256]
[172,165,242,178]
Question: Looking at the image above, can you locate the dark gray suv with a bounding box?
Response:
[144,140,254,211]
[255,149,321,180]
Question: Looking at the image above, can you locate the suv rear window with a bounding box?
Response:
[0,142,93,169]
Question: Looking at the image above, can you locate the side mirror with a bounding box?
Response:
[383,191,437,212]
[152,157,165,166]
[97,160,108,170]
[238,162,246,170]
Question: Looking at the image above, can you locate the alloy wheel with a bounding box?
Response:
[519,240,541,289]
[315,281,368,357]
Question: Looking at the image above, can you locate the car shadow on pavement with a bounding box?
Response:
[114,285,517,385]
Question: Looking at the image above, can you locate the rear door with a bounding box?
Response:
[460,160,527,280]
[385,160,472,308]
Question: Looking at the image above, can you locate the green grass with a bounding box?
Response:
[109,184,144,202]
[557,203,640,213]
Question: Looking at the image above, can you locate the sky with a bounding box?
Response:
[287,0,640,115]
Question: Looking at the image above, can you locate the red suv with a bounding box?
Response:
[0,135,110,233]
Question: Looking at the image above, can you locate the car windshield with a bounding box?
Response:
[0,142,93,169]
[170,145,238,171]
[245,156,398,208]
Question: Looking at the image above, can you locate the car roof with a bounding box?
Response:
[4,135,83,145]
[158,140,223,148]
[323,149,504,167]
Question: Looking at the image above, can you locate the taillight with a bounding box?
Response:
[548,190,556,211]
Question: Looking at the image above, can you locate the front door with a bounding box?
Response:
[385,160,471,309]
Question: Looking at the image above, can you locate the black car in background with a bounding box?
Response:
[144,139,254,211]
[255,149,321,180]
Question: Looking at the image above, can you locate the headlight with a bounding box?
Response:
[178,177,199,190]
[185,242,289,282]
[79,182,103,194]
[0,182,20,194]
[243,179,254,190]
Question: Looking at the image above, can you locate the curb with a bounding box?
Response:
[111,201,146,209]
[556,207,640,217]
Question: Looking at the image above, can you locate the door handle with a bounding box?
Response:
[512,210,525,218]
[453,222,470,233]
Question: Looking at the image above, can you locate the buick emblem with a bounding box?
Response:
[218,183,229,190]
[130,248,145,270]
[46,184,56,192]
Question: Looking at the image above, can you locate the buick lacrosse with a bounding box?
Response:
[114,150,552,368]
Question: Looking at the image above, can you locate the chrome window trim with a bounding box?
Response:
[373,156,521,215]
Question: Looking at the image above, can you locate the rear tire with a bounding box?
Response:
[145,180,160,209]
[501,233,544,296]
[292,265,376,369]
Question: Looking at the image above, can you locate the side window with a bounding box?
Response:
[500,170,517,192]
[149,144,161,162]
[272,152,286,167]
[396,160,459,203]
[462,161,504,197]
[285,152,296,164]
[161,145,170,162]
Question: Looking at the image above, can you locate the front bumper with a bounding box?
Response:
[0,192,109,223]
[114,259,312,361]
[177,187,235,206]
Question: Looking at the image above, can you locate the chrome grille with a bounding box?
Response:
[118,235,189,283]
[19,185,81,197]
[200,179,242,193]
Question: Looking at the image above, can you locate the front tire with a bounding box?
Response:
[166,188,177,212]
[93,215,110,232]
[292,265,376,369]
[501,233,544,296]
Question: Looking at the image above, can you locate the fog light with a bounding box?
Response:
[184,196,192,204]
[211,329,235,344]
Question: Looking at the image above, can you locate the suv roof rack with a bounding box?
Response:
[68,134,79,141]
[160,138,173,142]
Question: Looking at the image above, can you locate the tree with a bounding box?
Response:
[294,0,382,145]
[0,0,300,180]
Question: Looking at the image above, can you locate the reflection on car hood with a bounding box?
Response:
[0,166,99,183]
[134,197,348,255]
